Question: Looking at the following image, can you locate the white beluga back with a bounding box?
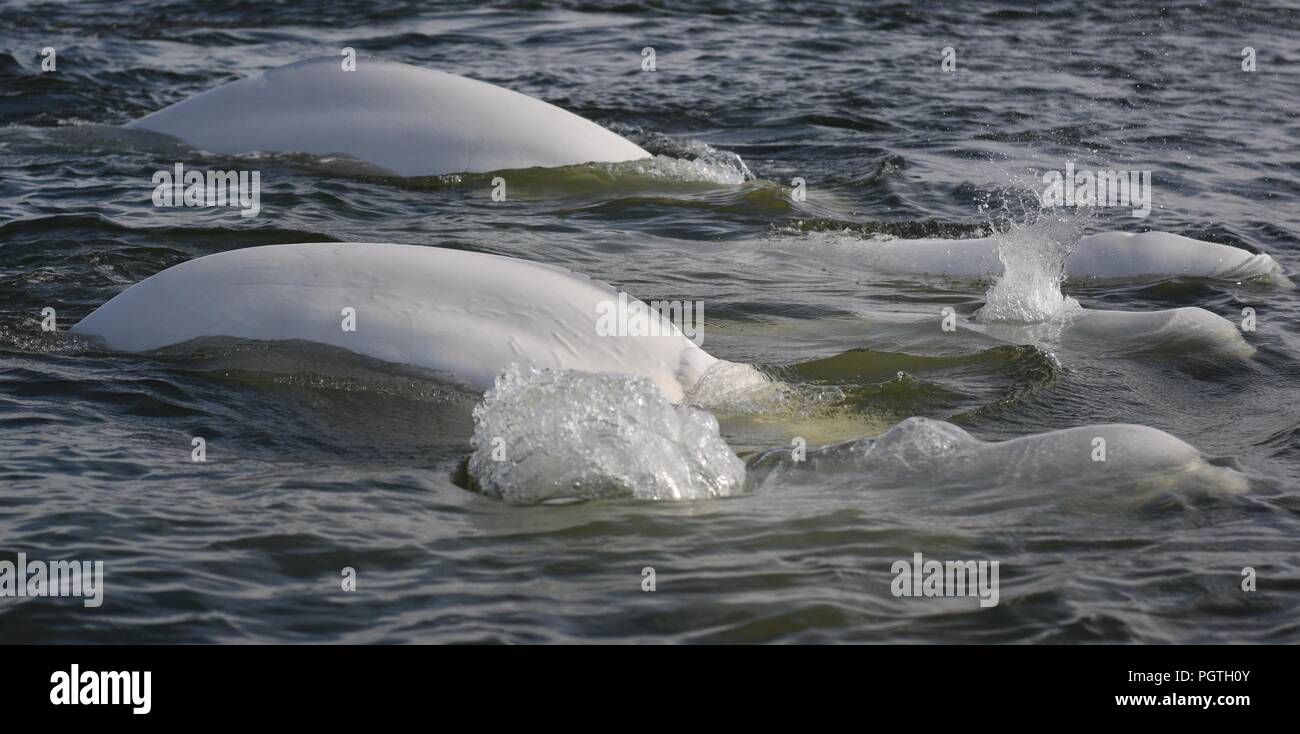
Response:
[71,243,760,403]
[127,58,651,176]
[818,230,1286,283]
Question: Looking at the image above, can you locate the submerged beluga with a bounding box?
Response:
[836,230,1288,284]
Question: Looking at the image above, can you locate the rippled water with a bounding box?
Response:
[2,0,1299,643]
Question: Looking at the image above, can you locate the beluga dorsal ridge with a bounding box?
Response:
[127,57,652,176]
[70,242,763,405]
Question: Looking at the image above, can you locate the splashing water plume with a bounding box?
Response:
[975,180,1091,323]
[468,365,747,503]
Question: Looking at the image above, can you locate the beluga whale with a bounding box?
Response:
[127,57,652,176]
[70,243,1251,501]
[70,242,762,404]
[840,230,1287,283]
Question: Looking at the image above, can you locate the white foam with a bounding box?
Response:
[468,365,747,503]
[976,216,1083,323]
[610,153,749,185]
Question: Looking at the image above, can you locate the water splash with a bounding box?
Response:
[610,153,749,185]
[609,124,754,184]
[683,359,777,410]
[468,365,746,503]
[974,172,1092,323]
[975,213,1085,323]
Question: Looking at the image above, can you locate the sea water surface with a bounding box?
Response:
[2,0,1299,642]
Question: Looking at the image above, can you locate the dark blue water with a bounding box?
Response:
[1,0,1298,642]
